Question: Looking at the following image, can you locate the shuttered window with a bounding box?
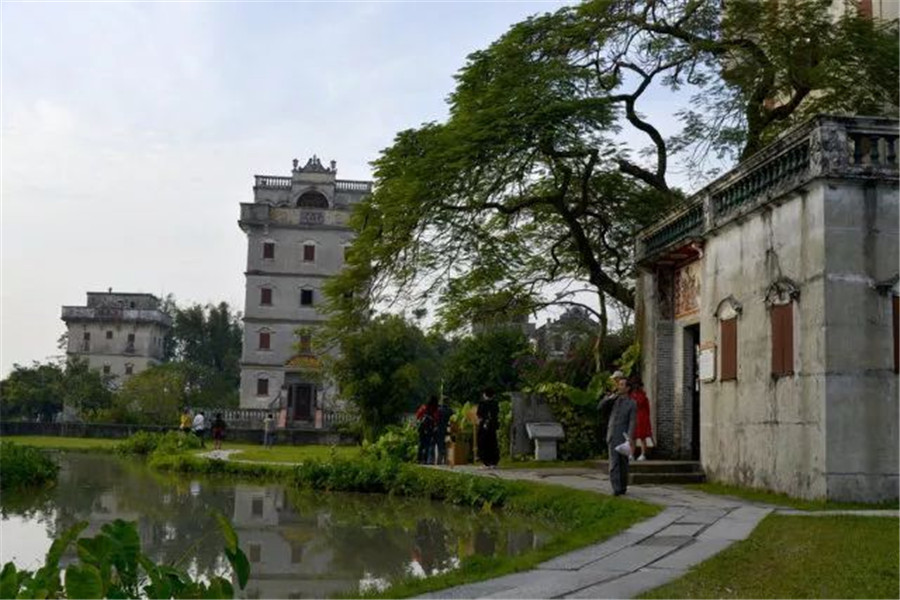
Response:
[259,332,270,350]
[260,288,272,306]
[263,242,275,259]
[303,244,316,262]
[771,303,794,377]
[720,318,737,381]
[893,295,898,374]
[256,378,269,396]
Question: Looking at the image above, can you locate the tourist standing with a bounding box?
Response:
[191,411,206,448]
[435,399,453,465]
[263,413,275,448]
[179,408,192,434]
[211,413,227,450]
[630,375,654,461]
[597,372,636,496]
[415,396,439,464]
[476,388,500,468]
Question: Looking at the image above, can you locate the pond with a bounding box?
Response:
[0,453,554,598]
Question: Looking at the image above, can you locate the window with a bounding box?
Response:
[771,303,794,377]
[103,365,111,375]
[720,318,737,381]
[257,377,269,396]
[251,497,264,517]
[259,331,271,350]
[303,244,316,262]
[299,333,312,355]
[82,332,91,351]
[300,289,314,306]
[125,364,133,376]
[263,242,275,260]
[129,301,135,308]
[106,330,113,339]
[248,544,261,564]
[893,295,898,374]
[260,288,272,306]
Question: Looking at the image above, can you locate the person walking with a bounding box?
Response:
[211,413,227,451]
[598,372,636,496]
[191,411,206,448]
[476,388,500,468]
[629,375,654,461]
[179,408,192,434]
[415,396,439,464]
[263,413,275,448]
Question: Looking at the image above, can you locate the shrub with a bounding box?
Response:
[360,423,418,463]
[0,442,59,490]
[115,430,201,456]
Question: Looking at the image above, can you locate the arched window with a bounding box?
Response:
[296,191,328,209]
[765,278,800,378]
[715,296,743,382]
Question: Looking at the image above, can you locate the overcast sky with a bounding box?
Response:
[1,0,697,378]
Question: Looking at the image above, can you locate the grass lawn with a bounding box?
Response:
[687,481,900,510]
[639,514,900,599]
[1,435,120,451]
[211,442,361,463]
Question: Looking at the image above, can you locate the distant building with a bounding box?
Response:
[532,307,597,358]
[61,290,171,381]
[238,156,371,424]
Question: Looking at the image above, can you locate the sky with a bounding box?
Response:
[1,0,695,378]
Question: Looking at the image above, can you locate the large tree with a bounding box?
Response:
[325,0,897,365]
[0,358,114,422]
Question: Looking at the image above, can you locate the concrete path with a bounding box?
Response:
[195,452,897,598]
[417,466,897,599]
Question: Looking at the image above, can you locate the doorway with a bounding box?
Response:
[684,324,701,460]
[288,384,315,422]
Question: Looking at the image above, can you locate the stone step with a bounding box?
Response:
[596,460,704,474]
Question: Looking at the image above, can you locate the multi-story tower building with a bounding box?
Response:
[238,156,371,423]
[61,290,171,381]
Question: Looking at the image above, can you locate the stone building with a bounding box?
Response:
[635,115,898,502]
[61,290,171,381]
[533,307,597,358]
[237,156,371,424]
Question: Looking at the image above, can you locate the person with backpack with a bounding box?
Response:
[415,396,439,464]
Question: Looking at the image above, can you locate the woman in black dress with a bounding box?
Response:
[476,388,500,468]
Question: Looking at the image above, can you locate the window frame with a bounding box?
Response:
[302,243,316,262]
[262,241,275,260]
[258,331,271,351]
[260,287,273,306]
[720,317,738,381]
[256,377,269,396]
[770,302,795,378]
[300,288,314,306]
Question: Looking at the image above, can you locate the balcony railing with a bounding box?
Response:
[254,176,292,189]
[636,115,898,263]
[335,180,373,193]
[61,306,172,327]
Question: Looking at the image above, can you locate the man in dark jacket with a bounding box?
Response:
[598,371,637,496]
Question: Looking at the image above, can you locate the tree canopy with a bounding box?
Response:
[326,0,898,355]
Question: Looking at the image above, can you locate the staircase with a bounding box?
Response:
[596,459,706,485]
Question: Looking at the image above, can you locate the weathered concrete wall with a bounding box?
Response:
[700,184,829,499]
[823,181,899,502]
[66,320,168,380]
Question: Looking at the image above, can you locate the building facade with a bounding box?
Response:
[61,291,171,381]
[238,156,371,423]
[533,307,598,359]
[636,115,898,502]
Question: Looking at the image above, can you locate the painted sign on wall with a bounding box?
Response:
[674,260,702,318]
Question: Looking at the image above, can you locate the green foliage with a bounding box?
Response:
[0,358,114,422]
[443,329,532,404]
[536,383,603,461]
[115,430,202,457]
[360,424,418,463]
[0,442,59,490]
[330,315,440,441]
[1,515,248,599]
[497,398,512,460]
[113,363,191,425]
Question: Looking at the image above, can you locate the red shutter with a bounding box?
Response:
[771,303,794,377]
[303,245,316,261]
[257,378,269,396]
[259,332,270,350]
[260,288,272,305]
[892,295,898,374]
[721,318,737,381]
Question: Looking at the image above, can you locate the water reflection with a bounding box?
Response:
[0,453,552,598]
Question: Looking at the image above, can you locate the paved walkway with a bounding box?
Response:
[416,466,897,599]
[197,451,897,599]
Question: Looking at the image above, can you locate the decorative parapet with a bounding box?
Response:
[335,180,373,193]
[254,175,292,189]
[636,115,898,265]
[61,306,172,327]
[239,203,351,228]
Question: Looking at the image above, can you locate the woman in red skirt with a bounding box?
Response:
[629,375,654,460]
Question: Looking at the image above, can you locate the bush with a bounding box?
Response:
[0,442,59,490]
[360,424,418,463]
[115,430,202,456]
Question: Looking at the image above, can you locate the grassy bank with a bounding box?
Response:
[687,482,900,510]
[152,452,659,598]
[639,514,899,599]
[0,435,120,452]
[0,441,60,490]
[219,442,360,463]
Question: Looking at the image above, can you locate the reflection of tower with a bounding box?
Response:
[230,485,352,599]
